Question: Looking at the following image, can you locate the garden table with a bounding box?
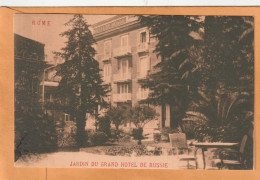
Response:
[193,142,239,169]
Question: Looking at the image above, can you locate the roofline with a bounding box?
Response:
[91,15,125,28]
[14,33,45,46]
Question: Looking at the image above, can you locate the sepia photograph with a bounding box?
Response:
[14,14,254,170]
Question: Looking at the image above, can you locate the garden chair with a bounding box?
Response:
[169,133,197,169]
[215,135,248,170]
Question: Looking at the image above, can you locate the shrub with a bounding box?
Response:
[129,105,158,145]
[118,135,132,143]
[15,110,58,161]
[109,129,131,142]
[57,121,77,147]
[90,131,108,146]
[132,128,143,140]
[106,106,128,132]
[96,116,111,137]
[153,131,161,142]
[105,145,149,156]
[132,128,144,145]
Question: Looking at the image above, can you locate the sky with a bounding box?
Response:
[14,14,115,64]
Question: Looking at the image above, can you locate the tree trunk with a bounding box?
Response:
[161,55,166,129]
[75,109,87,147]
[161,103,166,128]
[115,125,120,137]
[138,139,142,145]
[170,104,178,129]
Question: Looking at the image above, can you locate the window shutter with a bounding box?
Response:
[117,85,120,93]
[146,29,149,43]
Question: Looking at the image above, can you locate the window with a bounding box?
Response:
[138,30,149,44]
[104,40,111,58]
[140,32,146,43]
[139,86,149,99]
[118,83,131,95]
[103,63,111,82]
[118,59,129,77]
[121,35,128,47]
[139,56,150,78]
[65,113,70,121]
[118,84,128,94]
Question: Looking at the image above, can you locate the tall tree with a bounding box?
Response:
[186,16,254,142]
[138,15,202,129]
[55,15,109,147]
[200,16,254,92]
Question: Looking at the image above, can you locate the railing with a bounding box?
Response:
[113,46,132,57]
[137,43,149,53]
[113,93,132,102]
[113,70,132,82]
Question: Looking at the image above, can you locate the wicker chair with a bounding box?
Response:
[215,135,248,170]
[169,133,197,169]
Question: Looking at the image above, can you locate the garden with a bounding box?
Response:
[14,15,254,170]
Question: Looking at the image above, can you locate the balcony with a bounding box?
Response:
[113,46,132,58]
[100,54,112,61]
[113,70,132,83]
[137,43,149,53]
[113,93,132,102]
[137,72,148,80]
[40,81,59,87]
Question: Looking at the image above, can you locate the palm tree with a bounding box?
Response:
[184,84,253,142]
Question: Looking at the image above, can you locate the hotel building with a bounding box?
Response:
[90,15,171,129]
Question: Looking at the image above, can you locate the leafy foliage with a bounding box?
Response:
[15,110,58,160]
[138,15,203,128]
[15,45,58,160]
[105,106,128,131]
[105,145,151,156]
[199,16,254,90]
[184,16,254,143]
[139,15,254,151]
[54,15,109,147]
[128,105,158,144]
[128,105,158,129]
[132,128,144,141]
[89,131,108,146]
[96,116,111,137]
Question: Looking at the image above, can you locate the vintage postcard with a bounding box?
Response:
[13,13,254,170]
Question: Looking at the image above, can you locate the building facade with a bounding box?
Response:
[90,15,171,130]
[14,34,46,111]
